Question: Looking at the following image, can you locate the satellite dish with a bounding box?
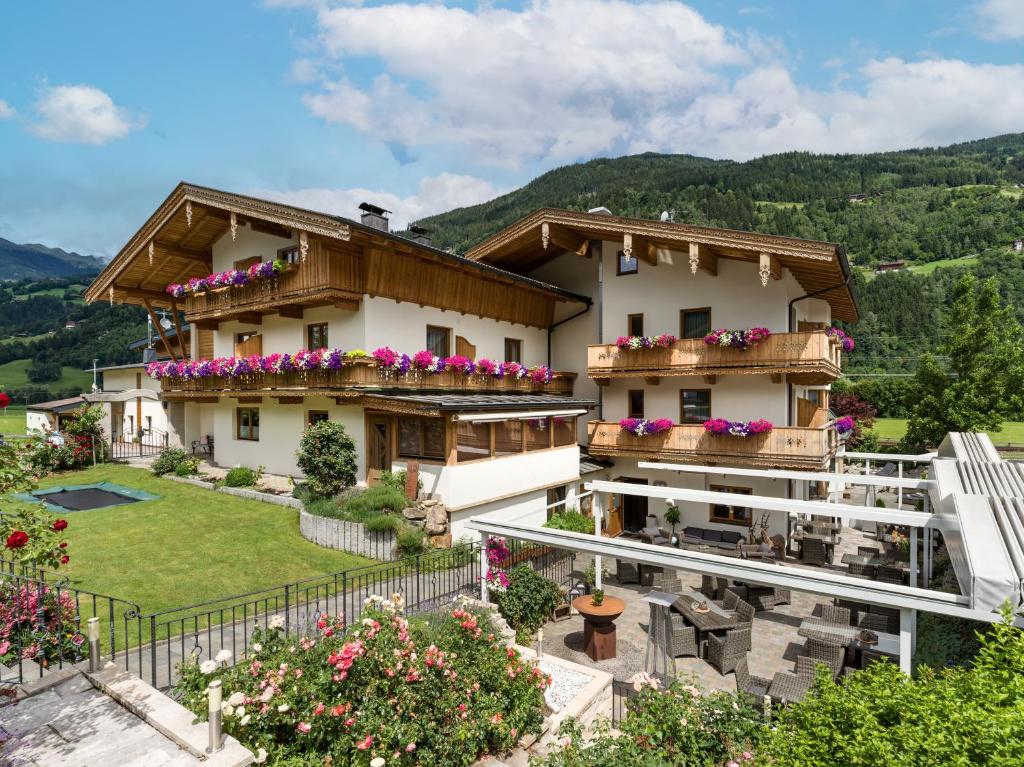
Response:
[660,211,670,222]
[159,312,173,331]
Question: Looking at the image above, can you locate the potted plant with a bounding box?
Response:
[591,588,605,606]
[583,561,608,604]
[664,502,681,542]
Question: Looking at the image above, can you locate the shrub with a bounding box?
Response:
[152,448,190,476]
[396,525,427,554]
[304,497,342,518]
[174,457,200,476]
[295,421,357,497]
[0,580,83,667]
[224,466,258,487]
[364,514,402,534]
[534,677,764,767]
[379,469,421,495]
[544,509,594,534]
[494,565,562,641]
[174,596,549,766]
[337,485,409,522]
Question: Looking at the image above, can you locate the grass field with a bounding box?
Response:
[869,418,1024,444]
[906,255,980,276]
[0,332,53,347]
[0,358,91,392]
[0,405,27,434]
[9,465,374,612]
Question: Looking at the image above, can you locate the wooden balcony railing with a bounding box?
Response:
[160,357,576,399]
[586,420,836,470]
[587,331,841,384]
[184,243,361,323]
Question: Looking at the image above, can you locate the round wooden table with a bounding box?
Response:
[572,595,626,662]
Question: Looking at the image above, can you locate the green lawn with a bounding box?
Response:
[905,254,980,276]
[0,332,53,346]
[869,418,1024,445]
[0,406,27,435]
[0,358,92,391]
[8,465,374,613]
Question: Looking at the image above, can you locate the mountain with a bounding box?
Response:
[0,237,106,280]
[412,134,1024,267]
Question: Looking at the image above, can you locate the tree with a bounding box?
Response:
[295,420,357,497]
[902,275,1024,450]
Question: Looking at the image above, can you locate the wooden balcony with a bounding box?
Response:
[587,331,841,385]
[586,420,836,470]
[160,357,576,400]
[184,242,362,325]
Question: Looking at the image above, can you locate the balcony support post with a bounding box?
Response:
[143,298,178,362]
[592,491,604,590]
[169,298,189,360]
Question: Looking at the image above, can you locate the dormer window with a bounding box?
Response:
[278,245,300,265]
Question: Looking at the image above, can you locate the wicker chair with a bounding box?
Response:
[858,546,881,556]
[876,565,906,585]
[616,560,640,584]
[639,565,664,587]
[734,656,771,701]
[707,626,751,675]
[816,604,852,626]
[700,574,716,599]
[800,538,829,566]
[858,612,893,633]
[722,589,741,611]
[653,571,683,592]
[714,576,729,599]
[871,607,900,632]
[772,587,792,606]
[736,599,755,624]
[769,659,816,705]
[860,649,892,669]
[667,614,701,658]
[848,561,876,578]
[799,637,846,679]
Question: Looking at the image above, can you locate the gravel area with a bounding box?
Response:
[539,660,594,712]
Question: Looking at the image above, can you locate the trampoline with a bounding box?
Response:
[19,482,159,513]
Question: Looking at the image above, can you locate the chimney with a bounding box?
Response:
[408,225,432,247]
[359,202,391,233]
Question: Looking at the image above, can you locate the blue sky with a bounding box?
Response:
[0,0,1022,258]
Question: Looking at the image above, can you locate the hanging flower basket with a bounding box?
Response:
[703,418,774,437]
[834,416,855,435]
[825,327,855,352]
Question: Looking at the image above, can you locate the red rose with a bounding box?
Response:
[5,531,29,549]
[60,555,70,565]
[59,542,68,548]
[52,519,68,532]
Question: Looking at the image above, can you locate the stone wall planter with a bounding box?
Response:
[299,509,398,560]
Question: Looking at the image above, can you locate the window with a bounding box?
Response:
[546,486,567,519]
[525,418,550,451]
[616,249,638,275]
[426,325,451,358]
[680,308,711,339]
[307,323,328,350]
[307,410,329,426]
[494,420,523,457]
[709,485,752,526]
[397,417,445,460]
[680,389,711,424]
[627,313,644,337]
[145,416,152,433]
[236,331,258,344]
[278,245,300,265]
[504,338,522,362]
[237,407,260,441]
[628,389,645,419]
[553,416,576,447]
[456,421,491,462]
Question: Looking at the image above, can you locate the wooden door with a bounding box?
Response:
[605,493,624,538]
[618,477,649,532]
[366,415,391,486]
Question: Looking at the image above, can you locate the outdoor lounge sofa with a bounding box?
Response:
[681,526,745,551]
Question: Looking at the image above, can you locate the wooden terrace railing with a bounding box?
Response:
[587,331,841,384]
[586,420,837,470]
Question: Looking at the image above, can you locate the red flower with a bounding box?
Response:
[52,519,68,532]
[60,555,70,565]
[5,531,29,549]
[59,542,67,548]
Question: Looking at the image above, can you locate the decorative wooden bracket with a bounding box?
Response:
[185,201,193,228]
[277,305,304,319]
[770,373,783,384]
[275,396,304,405]
[237,312,263,325]
[622,233,634,263]
[759,252,781,287]
[702,375,717,385]
[148,241,154,266]
[541,221,590,257]
[230,211,238,241]
[645,376,661,386]
[235,396,263,404]
[688,243,717,275]
[299,231,309,262]
[595,378,610,387]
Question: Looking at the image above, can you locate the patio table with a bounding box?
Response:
[672,587,744,653]
[798,618,899,656]
[840,553,910,571]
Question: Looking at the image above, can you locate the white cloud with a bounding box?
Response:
[30,84,144,144]
[251,171,510,230]
[976,0,1024,40]
[0,99,14,119]
[289,0,1024,164]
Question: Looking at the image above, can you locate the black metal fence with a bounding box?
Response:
[110,429,168,459]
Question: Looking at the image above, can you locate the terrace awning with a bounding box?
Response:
[83,389,160,403]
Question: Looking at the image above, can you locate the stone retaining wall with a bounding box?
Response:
[299,509,398,560]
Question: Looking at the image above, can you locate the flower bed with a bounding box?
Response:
[703,327,772,350]
[166,259,289,298]
[147,347,555,385]
[703,418,774,437]
[614,334,677,350]
[619,418,674,436]
[825,326,855,352]
[0,580,83,668]
[175,595,550,766]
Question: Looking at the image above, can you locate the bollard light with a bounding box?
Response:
[87,617,101,672]
[207,679,224,754]
[537,628,544,659]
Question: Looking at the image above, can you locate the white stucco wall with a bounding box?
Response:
[449,488,550,545]
[26,411,55,433]
[100,367,169,439]
[602,375,788,426]
[211,225,297,273]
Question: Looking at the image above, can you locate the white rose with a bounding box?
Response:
[277,703,290,713]
[255,747,268,763]
[199,660,217,674]
[251,643,262,653]
[227,692,245,706]
[370,759,386,767]
[215,649,233,663]
[221,704,234,717]
[269,616,285,630]
[236,706,245,718]
[240,714,251,726]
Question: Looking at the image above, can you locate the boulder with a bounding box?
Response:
[402,505,427,521]
[429,532,452,549]
[424,503,448,534]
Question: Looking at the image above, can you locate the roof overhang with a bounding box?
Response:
[466,208,859,322]
[83,389,160,403]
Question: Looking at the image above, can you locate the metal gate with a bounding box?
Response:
[110,429,168,459]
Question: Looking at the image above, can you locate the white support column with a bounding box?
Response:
[479,531,489,602]
[899,607,914,675]
[897,462,904,508]
[923,529,931,585]
[593,491,604,590]
[910,528,919,587]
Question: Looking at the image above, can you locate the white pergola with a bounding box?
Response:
[466,433,1024,675]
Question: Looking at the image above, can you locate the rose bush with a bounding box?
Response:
[176,595,550,766]
[0,580,83,667]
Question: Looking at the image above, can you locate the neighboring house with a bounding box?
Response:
[85,186,857,542]
[1013,239,1023,253]
[875,260,905,273]
[25,396,87,433]
[466,208,858,541]
[84,362,169,446]
[85,183,595,540]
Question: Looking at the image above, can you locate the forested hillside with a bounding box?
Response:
[412,134,1024,374]
[0,237,105,279]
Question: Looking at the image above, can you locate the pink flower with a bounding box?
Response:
[406,743,417,752]
[296,722,311,734]
[356,735,374,750]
